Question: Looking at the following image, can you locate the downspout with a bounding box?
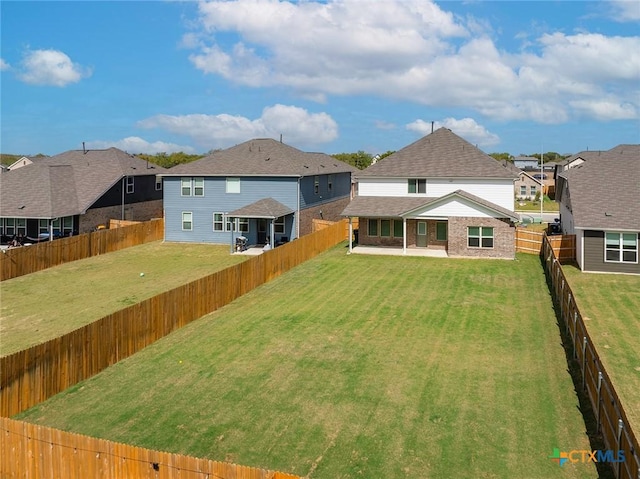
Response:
[121,176,125,220]
[296,177,301,239]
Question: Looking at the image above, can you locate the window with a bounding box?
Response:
[213,213,224,231]
[193,177,204,196]
[62,216,73,235]
[393,220,403,238]
[4,218,15,236]
[436,222,447,241]
[226,217,236,232]
[328,175,334,193]
[468,226,494,248]
[314,176,320,195]
[238,217,249,233]
[605,232,638,263]
[3,218,26,236]
[182,212,193,231]
[530,185,537,197]
[520,185,527,196]
[126,176,134,194]
[408,178,426,194]
[274,216,285,234]
[155,177,162,191]
[181,177,192,196]
[380,219,391,237]
[368,219,378,236]
[226,177,240,194]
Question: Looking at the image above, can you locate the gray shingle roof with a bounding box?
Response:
[357,128,518,179]
[558,144,640,230]
[1,147,166,218]
[342,190,518,221]
[162,138,357,177]
[227,198,295,218]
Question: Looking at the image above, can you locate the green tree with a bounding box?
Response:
[489,152,514,162]
[332,151,374,170]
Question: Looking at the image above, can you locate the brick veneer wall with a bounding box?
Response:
[78,200,163,234]
[358,216,515,258]
[299,197,351,236]
[447,216,515,259]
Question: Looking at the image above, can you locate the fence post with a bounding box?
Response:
[572,312,578,360]
[566,293,572,335]
[596,371,603,430]
[617,419,623,478]
[581,336,587,389]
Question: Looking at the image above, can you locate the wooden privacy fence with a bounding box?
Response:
[516,228,575,261]
[0,219,164,281]
[0,417,301,479]
[0,220,348,418]
[542,236,639,479]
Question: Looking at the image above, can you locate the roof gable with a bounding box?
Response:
[358,128,517,180]
[403,190,519,221]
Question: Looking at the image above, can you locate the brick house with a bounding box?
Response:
[341,128,519,259]
[0,147,166,242]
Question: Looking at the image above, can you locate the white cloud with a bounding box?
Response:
[85,137,196,155]
[406,118,500,147]
[607,0,640,22]
[137,104,338,149]
[184,0,639,124]
[0,58,10,71]
[18,49,91,86]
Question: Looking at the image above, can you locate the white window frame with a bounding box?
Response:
[126,176,134,194]
[226,177,240,194]
[530,185,537,197]
[605,232,638,264]
[408,178,426,194]
[213,213,224,232]
[193,177,204,197]
[181,177,192,196]
[155,177,162,191]
[226,216,236,232]
[182,212,193,231]
[274,216,285,234]
[238,217,249,233]
[468,226,494,249]
[314,176,320,195]
[520,185,527,196]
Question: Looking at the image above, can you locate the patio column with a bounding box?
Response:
[403,218,407,254]
[348,217,353,253]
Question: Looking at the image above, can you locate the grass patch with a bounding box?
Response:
[15,248,598,478]
[562,265,640,433]
[515,196,559,212]
[0,242,246,356]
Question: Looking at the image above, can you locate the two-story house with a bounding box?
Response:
[159,138,356,248]
[341,128,519,258]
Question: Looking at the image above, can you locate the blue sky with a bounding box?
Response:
[1,0,639,157]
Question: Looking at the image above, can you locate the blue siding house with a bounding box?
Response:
[159,138,356,248]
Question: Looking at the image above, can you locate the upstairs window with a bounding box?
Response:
[314,176,320,195]
[226,177,240,194]
[193,177,204,196]
[408,178,426,194]
[126,176,134,194]
[181,177,192,196]
[328,175,334,193]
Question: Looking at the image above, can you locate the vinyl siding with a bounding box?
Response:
[299,171,353,208]
[415,199,501,219]
[164,176,298,244]
[358,178,514,211]
[583,230,640,274]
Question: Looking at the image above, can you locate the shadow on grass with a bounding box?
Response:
[541,255,616,479]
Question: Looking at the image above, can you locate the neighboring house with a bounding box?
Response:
[7,156,40,171]
[341,128,519,259]
[513,156,539,170]
[553,150,606,180]
[0,148,166,242]
[515,170,544,201]
[159,138,356,248]
[555,144,639,274]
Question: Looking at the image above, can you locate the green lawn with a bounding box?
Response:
[562,265,640,433]
[515,195,559,212]
[0,242,246,356]
[16,248,598,479]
